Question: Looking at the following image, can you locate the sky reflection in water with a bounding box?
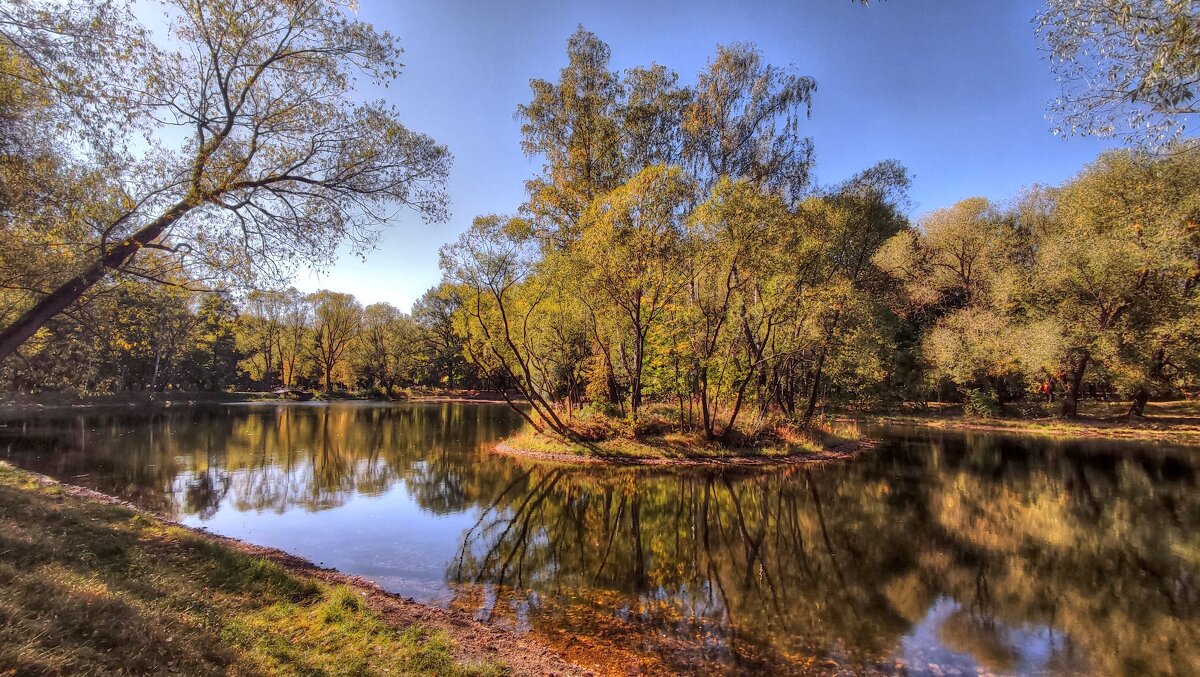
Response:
[2,402,1197,675]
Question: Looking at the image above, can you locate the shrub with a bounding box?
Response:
[962,387,1003,418]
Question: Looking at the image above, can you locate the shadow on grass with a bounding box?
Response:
[0,466,504,676]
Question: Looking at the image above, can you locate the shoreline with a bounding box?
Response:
[844,411,1200,447]
[492,434,878,468]
[0,462,588,676]
[0,390,519,416]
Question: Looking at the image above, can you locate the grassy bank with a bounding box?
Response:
[847,400,1200,447]
[0,462,578,676]
[496,419,869,466]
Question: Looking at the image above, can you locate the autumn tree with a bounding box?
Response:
[576,165,694,422]
[1030,149,1200,416]
[307,290,361,393]
[353,302,421,394]
[875,197,1023,405]
[412,284,475,388]
[441,216,575,436]
[0,0,450,363]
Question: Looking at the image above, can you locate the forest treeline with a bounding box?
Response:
[0,281,481,397]
[2,10,1198,435]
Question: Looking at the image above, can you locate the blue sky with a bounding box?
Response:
[292,0,1120,311]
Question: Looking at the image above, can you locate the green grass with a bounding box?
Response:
[0,462,505,676]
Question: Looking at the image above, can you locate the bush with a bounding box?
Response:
[962,387,1003,418]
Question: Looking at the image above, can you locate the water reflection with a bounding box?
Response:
[1,405,1197,675]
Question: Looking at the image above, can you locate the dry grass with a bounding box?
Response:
[0,462,505,677]
[499,417,865,465]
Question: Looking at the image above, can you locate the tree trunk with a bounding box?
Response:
[1061,350,1090,418]
[1128,346,1165,418]
[801,348,828,425]
[1128,388,1150,418]
[0,200,191,363]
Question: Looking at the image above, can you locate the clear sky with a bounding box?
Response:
[291,0,1121,311]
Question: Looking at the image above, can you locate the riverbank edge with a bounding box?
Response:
[842,412,1200,447]
[493,432,878,467]
[0,389,518,416]
[0,461,589,677]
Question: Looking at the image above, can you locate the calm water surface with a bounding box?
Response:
[2,402,1197,676]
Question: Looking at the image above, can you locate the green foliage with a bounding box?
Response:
[877,148,1200,416]
[442,29,912,441]
[961,387,1003,418]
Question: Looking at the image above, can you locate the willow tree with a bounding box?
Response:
[1037,0,1200,148]
[683,178,816,442]
[0,0,450,362]
[1033,149,1200,417]
[440,216,575,437]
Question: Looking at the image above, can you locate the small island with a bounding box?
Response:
[493,411,872,466]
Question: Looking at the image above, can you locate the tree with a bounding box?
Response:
[236,290,289,388]
[875,197,1023,405]
[307,290,361,393]
[1037,0,1200,148]
[683,42,816,199]
[683,178,812,441]
[518,26,625,247]
[181,292,240,391]
[0,0,451,363]
[1031,148,1200,416]
[412,283,474,388]
[353,302,421,394]
[790,161,910,422]
[576,165,693,423]
[440,216,575,436]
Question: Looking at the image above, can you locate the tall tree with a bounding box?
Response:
[577,165,693,423]
[307,290,361,393]
[518,26,625,247]
[0,0,450,362]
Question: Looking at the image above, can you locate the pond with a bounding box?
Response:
[1,402,1197,676]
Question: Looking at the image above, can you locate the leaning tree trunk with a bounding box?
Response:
[0,200,191,363]
[1061,349,1090,418]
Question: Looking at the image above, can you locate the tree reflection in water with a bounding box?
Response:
[1,406,1197,675]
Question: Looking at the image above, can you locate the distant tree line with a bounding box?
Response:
[0,278,482,396]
